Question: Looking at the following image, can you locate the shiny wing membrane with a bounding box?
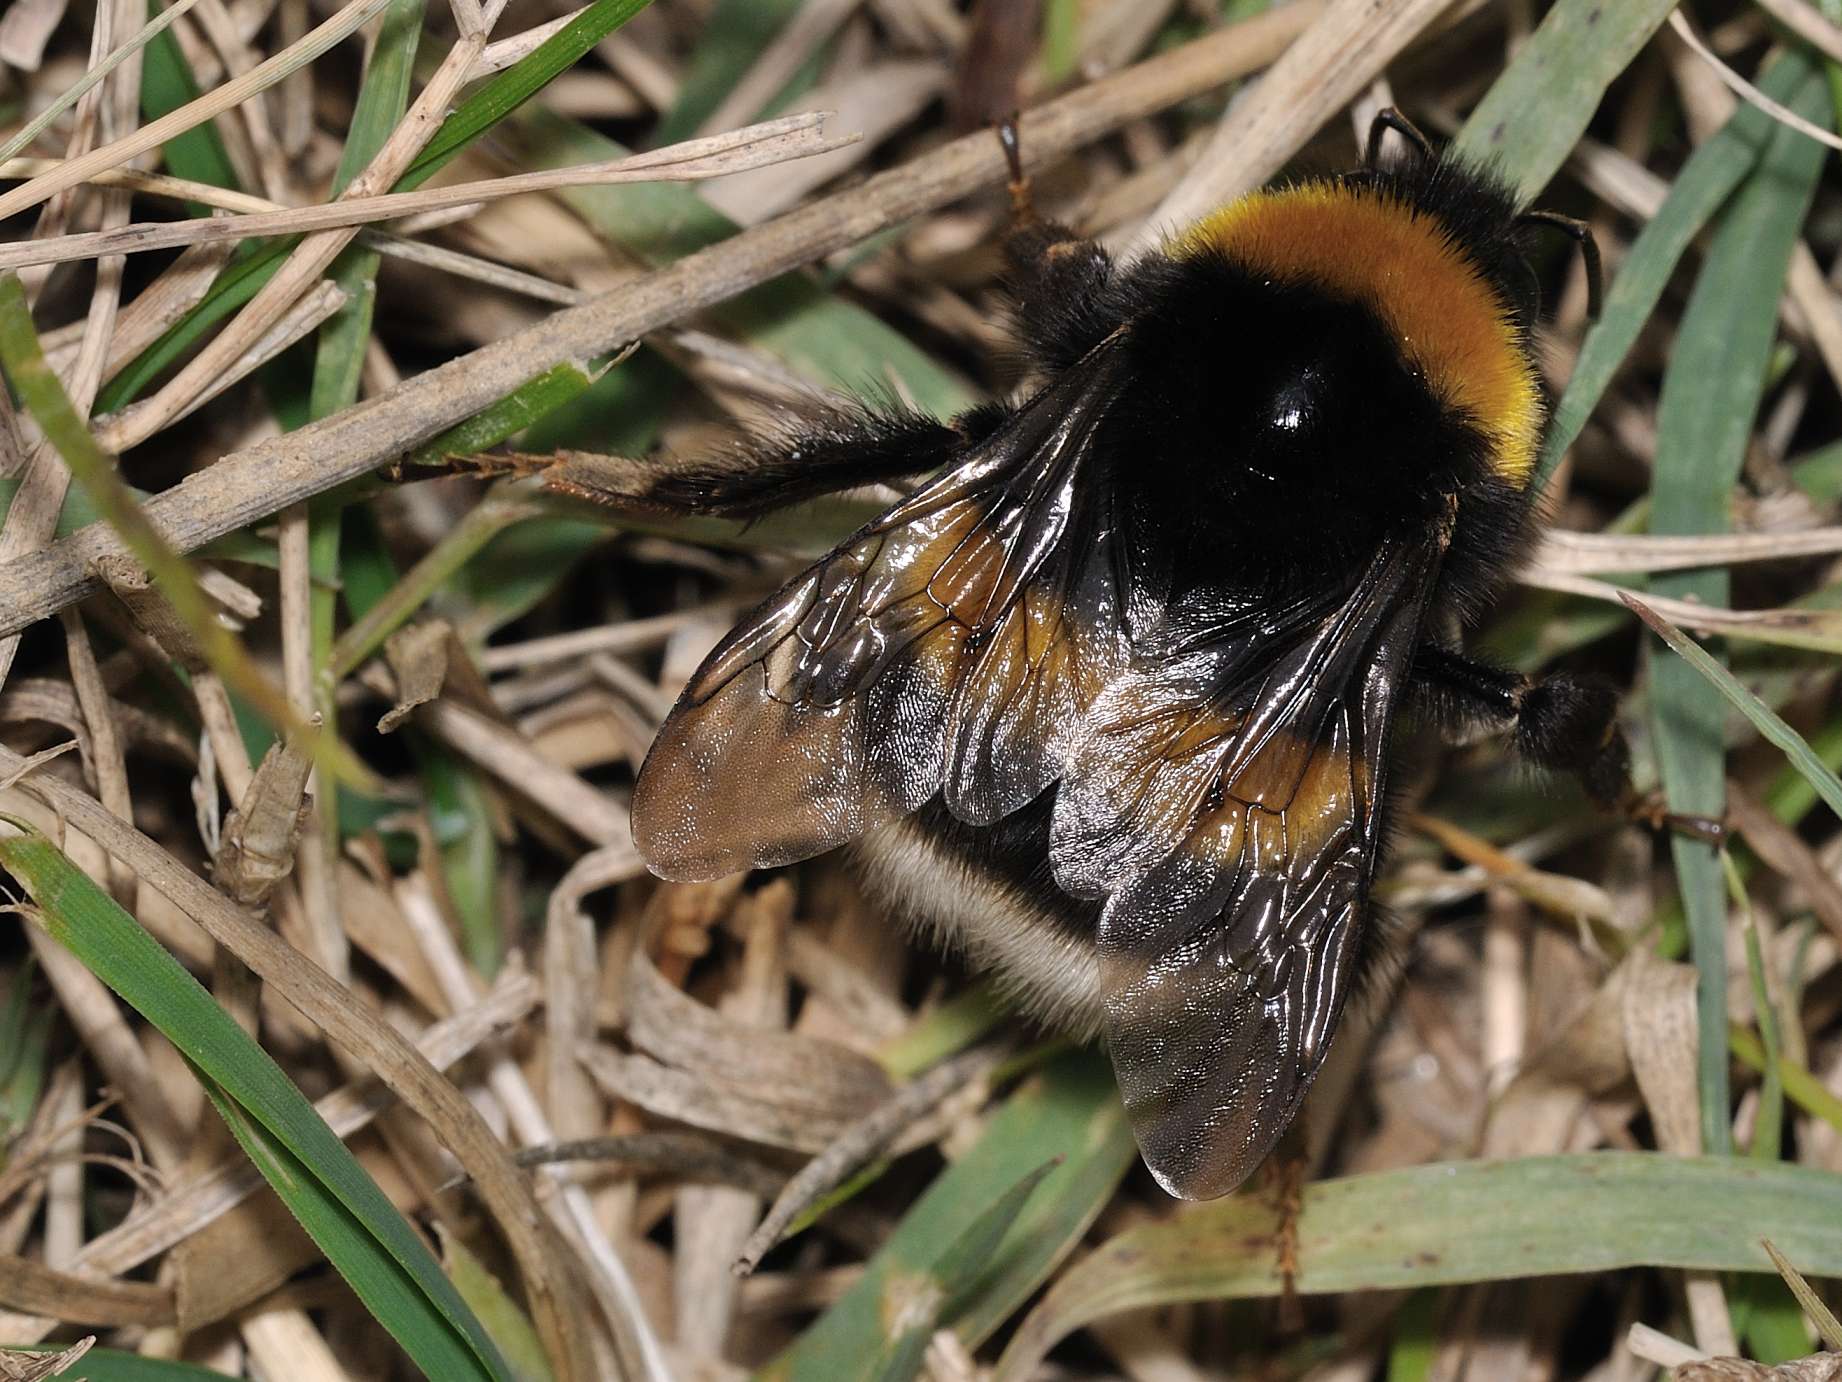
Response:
[1055,536,1442,1199]
[633,345,1130,881]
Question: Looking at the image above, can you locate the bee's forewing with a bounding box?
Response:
[1060,536,1439,1198]
[633,347,1131,881]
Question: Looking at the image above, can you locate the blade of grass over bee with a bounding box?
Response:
[1534,52,1822,488]
[1624,595,1842,821]
[0,827,514,1382]
[0,275,373,789]
[1641,99,1827,1159]
[995,1154,1842,1380]
[1451,0,1679,201]
[760,1051,1135,1380]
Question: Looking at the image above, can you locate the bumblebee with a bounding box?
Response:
[622,112,1627,1199]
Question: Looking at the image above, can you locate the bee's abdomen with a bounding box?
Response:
[849,793,1104,1036]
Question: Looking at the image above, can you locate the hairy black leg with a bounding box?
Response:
[993,118,1122,371]
[1002,223,1121,371]
[1412,645,1630,806]
[616,401,1012,520]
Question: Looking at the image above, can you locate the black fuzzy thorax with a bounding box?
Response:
[1095,249,1503,607]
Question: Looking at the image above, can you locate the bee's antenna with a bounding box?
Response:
[1517,209,1604,320]
[1364,107,1433,168]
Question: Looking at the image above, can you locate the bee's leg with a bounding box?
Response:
[598,401,1012,520]
[994,120,1121,372]
[1263,1119,1309,1331]
[1411,646,1726,839]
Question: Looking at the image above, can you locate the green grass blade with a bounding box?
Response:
[398,0,652,191]
[1625,595,1842,821]
[0,959,49,1143]
[1535,52,1822,487]
[444,1231,558,1382]
[0,828,513,1382]
[200,1083,495,1380]
[96,239,294,414]
[653,0,805,145]
[1731,1024,1842,1136]
[997,1153,1842,1379]
[302,0,423,420]
[138,0,241,197]
[760,1051,1135,1380]
[104,0,647,418]
[1763,1239,1842,1351]
[295,0,428,895]
[864,1161,1058,1382]
[0,276,369,786]
[1385,1289,1438,1382]
[406,359,605,468]
[3,1347,239,1380]
[1641,102,1829,1157]
[338,503,507,973]
[1453,0,1679,201]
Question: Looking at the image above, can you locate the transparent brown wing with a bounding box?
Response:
[633,347,1130,881]
[1055,536,1441,1199]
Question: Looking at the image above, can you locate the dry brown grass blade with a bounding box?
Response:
[733,1039,1009,1276]
[0,1,1313,638]
[1668,9,1842,152]
[1529,526,1842,574]
[1135,0,1434,247]
[1519,569,1842,647]
[0,1253,173,1326]
[0,1337,92,1382]
[0,113,860,272]
[102,28,487,456]
[391,875,673,1381]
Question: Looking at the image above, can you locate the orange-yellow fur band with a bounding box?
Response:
[1179,183,1542,486]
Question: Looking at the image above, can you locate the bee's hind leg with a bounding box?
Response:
[1410,645,1726,840]
[582,400,1012,521]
